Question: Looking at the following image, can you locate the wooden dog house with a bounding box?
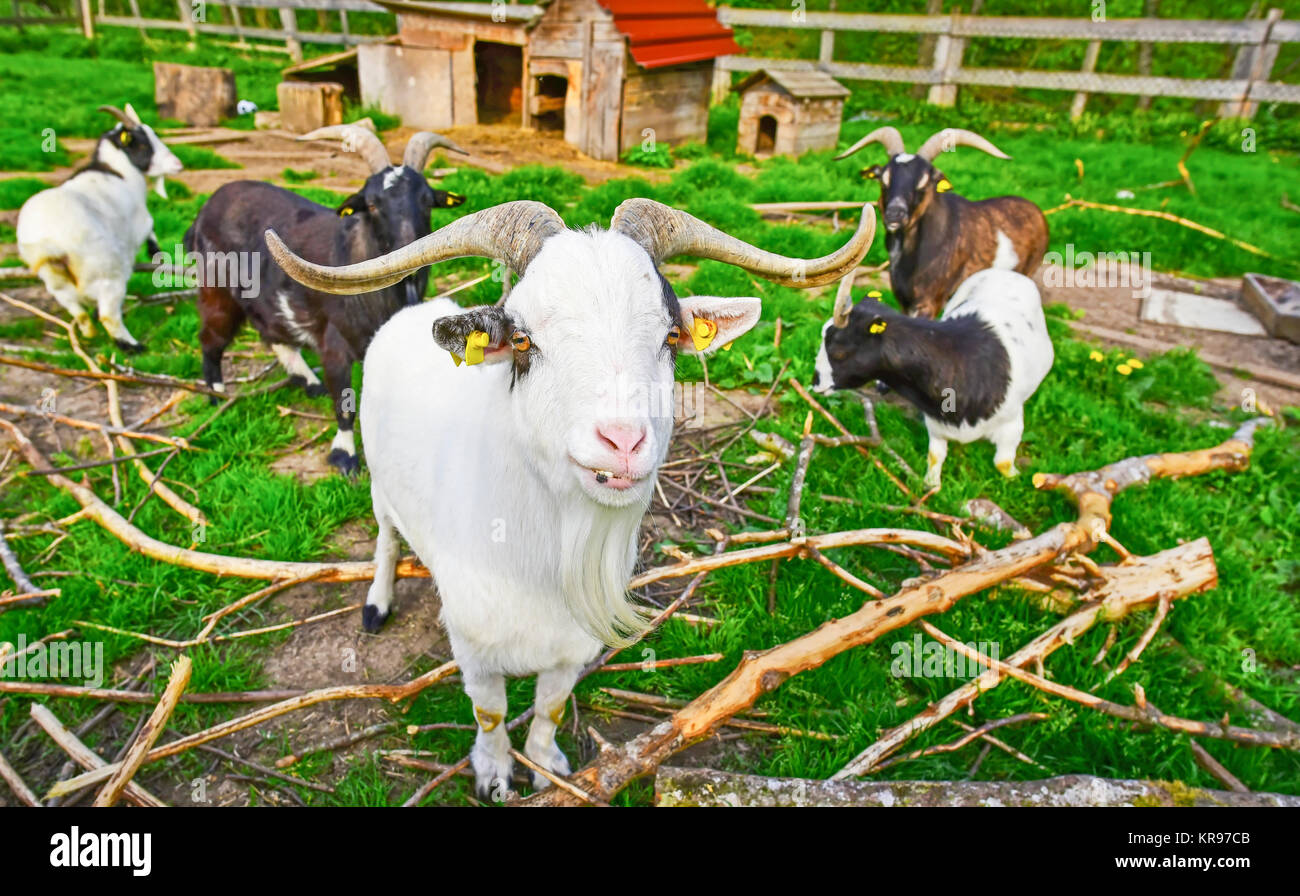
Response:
[361,0,742,161]
[735,69,849,158]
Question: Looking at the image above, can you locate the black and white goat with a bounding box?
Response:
[813,268,1053,492]
[836,126,1048,318]
[16,104,183,351]
[186,124,466,475]
[265,198,878,797]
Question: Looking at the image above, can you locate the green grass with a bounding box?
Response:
[0,25,1297,806]
[281,167,320,183]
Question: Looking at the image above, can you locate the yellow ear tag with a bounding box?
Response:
[690,317,718,351]
[868,290,883,299]
[340,207,354,216]
[936,179,952,193]
[120,130,131,145]
[869,321,887,334]
[463,330,491,365]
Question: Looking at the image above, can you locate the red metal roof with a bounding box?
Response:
[597,0,743,69]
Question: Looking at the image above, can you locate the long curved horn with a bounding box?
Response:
[402,132,469,171]
[832,273,856,328]
[298,124,392,174]
[915,128,1011,162]
[97,105,135,128]
[833,126,906,161]
[265,200,565,295]
[611,199,877,289]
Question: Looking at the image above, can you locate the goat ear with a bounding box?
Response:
[432,308,515,367]
[676,296,761,355]
[867,315,888,335]
[337,195,363,217]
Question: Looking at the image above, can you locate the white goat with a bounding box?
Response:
[266,199,877,798]
[17,104,182,351]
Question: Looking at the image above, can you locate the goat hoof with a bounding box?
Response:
[328,449,360,478]
[361,603,388,633]
[304,382,328,399]
[474,775,512,804]
[115,339,145,355]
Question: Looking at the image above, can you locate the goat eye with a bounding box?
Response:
[511,330,531,352]
[665,325,681,347]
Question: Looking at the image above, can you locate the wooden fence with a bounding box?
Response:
[91,0,393,59]
[715,6,1300,119]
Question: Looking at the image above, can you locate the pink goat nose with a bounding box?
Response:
[596,423,647,458]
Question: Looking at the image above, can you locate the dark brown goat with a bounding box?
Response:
[836,127,1048,318]
[186,125,466,475]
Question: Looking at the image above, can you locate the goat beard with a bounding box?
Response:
[558,492,654,648]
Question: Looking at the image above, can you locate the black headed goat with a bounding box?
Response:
[186,125,467,474]
[836,126,1048,318]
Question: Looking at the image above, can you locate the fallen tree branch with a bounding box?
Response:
[519,422,1265,805]
[94,655,192,806]
[30,703,166,807]
[836,539,1216,777]
[921,620,1300,752]
[654,768,1300,807]
[45,661,458,799]
[0,748,41,806]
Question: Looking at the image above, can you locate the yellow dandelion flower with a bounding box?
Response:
[1089,350,1104,362]
[1117,364,1132,376]
[1127,358,1144,369]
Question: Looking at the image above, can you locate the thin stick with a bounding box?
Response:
[0,680,304,703]
[0,748,41,806]
[46,662,459,798]
[198,745,335,794]
[1190,741,1248,793]
[791,378,910,498]
[918,620,1300,752]
[0,519,48,610]
[597,653,724,673]
[805,545,886,599]
[0,402,191,448]
[1042,198,1283,262]
[1106,591,1172,682]
[95,656,193,806]
[30,704,166,807]
[509,749,608,806]
[21,445,176,475]
[868,713,1048,772]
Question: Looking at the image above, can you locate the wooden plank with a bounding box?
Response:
[221,0,386,10]
[720,55,1300,105]
[717,8,1299,44]
[1070,39,1102,120]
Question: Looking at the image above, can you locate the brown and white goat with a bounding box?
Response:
[837,127,1048,318]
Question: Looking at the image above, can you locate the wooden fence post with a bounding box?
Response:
[1070,40,1102,120]
[1221,7,1283,118]
[78,0,94,38]
[280,7,304,63]
[926,13,962,107]
[175,0,196,40]
[819,29,835,67]
[711,64,731,106]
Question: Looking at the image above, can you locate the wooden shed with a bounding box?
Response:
[362,0,742,161]
[735,69,850,158]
